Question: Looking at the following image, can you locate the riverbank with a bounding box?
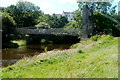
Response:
[2,35,118,78]
[11,40,26,48]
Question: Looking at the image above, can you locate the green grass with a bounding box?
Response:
[2,35,118,78]
[11,40,26,48]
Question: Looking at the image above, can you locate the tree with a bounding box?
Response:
[51,14,58,28]
[4,1,43,27]
[35,22,50,29]
[78,2,116,14]
[112,11,120,36]
[94,12,117,33]
[64,21,78,28]
[78,2,117,34]
[38,14,68,28]
[38,14,54,28]
[58,15,68,28]
[0,7,5,12]
[73,10,82,29]
[16,0,40,11]
[1,12,16,42]
[4,5,22,27]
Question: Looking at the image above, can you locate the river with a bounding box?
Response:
[2,44,72,67]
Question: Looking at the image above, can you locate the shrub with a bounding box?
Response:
[1,12,16,31]
[77,49,83,53]
[91,35,101,41]
[35,22,50,29]
[1,12,16,43]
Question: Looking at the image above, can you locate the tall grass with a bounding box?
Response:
[2,35,118,78]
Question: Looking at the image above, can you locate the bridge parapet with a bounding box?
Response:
[11,28,82,36]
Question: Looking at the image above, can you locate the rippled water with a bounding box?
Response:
[2,44,72,67]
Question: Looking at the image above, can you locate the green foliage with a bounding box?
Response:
[78,2,118,36]
[4,1,42,27]
[94,12,116,33]
[57,15,68,28]
[62,10,83,32]
[2,35,118,78]
[1,12,16,43]
[38,14,68,28]
[77,49,83,54]
[35,22,50,29]
[12,40,26,47]
[0,7,5,12]
[112,24,120,37]
[78,2,116,14]
[51,14,59,28]
[64,21,81,35]
[1,12,16,29]
[112,12,120,36]
[73,10,82,29]
[91,35,101,41]
[16,0,40,12]
[51,14,68,28]
[64,10,82,29]
[38,14,53,28]
[64,21,78,28]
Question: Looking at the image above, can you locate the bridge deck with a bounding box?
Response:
[11,28,82,36]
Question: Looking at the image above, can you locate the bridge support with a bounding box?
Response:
[82,5,94,40]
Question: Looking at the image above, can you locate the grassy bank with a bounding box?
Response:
[11,40,26,48]
[2,35,118,78]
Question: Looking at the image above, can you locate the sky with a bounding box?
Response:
[0,0,119,14]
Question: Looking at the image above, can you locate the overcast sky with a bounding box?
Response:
[0,0,119,14]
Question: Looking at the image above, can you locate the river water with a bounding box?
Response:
[2,44,72,67]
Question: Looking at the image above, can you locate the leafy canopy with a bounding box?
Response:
[4,0,43,27]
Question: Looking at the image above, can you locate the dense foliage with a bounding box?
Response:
[35,22,50,29]
[3,1,42,27]
[76,2,119,36]
[64,10,82,30]
[112,11,120,36]
[1,12,16,42]
[37,14,68,28]
[64,21,78,28]
[1,1,119,48]
[94,12,117,33]
[1,12,19,48]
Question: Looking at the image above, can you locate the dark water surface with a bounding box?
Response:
[2,44,72,67]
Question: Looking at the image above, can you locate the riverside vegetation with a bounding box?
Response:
[2,35,119,78]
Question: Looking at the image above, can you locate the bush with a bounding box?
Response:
[77,49,83,53]
[91,35,101,41]
[64,21,78,29]
[112,24,120,37]
[1,12,16,31]
[1,12,16,43]
[35,22,50,29]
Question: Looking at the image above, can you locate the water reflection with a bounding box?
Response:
[2,44,72,67]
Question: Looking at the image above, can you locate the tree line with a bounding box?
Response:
[0,0,120,48]
[0,0,69,48]
[65,2,120,36]
[1,1,120,35]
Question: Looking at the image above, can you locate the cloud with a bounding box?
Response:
[58,0,77,5]
[113,0,120,2]
[40,2,54,8]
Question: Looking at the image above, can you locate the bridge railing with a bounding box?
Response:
[11,28,82,36]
